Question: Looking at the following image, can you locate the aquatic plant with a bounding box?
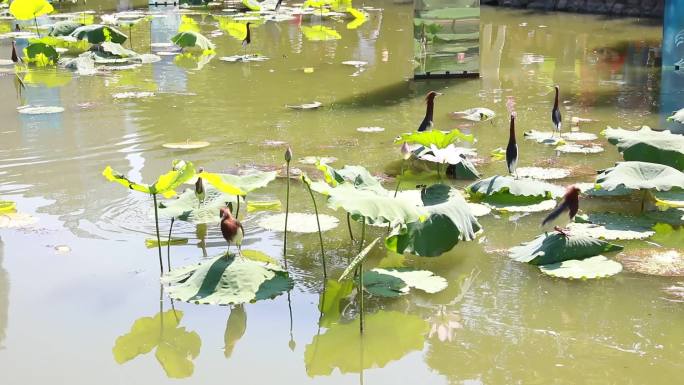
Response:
[604,126,684,171]
[24,42,58,66]
[467,175,563,205]
[102,160,195,273]
[9,0,53,37]
[395,128,473,149]
[70,24,128,44]
[301,174,328,278]
[283,147,292,268]
[171,31,215,52]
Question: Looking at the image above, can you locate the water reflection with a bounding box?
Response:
[0,238,7,350]
[223,304,246,358]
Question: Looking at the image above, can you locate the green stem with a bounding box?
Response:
[235,196,241,218]
[346,212,354,243]
[33,16,40,38]
[305,181,327,279]
[393,161,404,198]
[152,194,164,275]
[358,218,365,334]
[167,217,174,272]
[283,161,290,269]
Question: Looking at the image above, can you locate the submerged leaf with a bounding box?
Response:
[539,255,622,280]
[509,232,623,266]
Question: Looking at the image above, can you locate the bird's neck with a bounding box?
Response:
[508,118,516,145]
[553,89,559,110]
[425,98,434,122]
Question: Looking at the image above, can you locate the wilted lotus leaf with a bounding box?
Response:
[615,248,684,276]
[467,175,563,205]
[71,24,128,44]
[449,107,495,121]
[594,162,684,194]
[516,167,570,180]
[539,255,623,280]
[301,25,341,41]
[304,310,428,376]
[555,143,604,154]
[386,184,480,257]
[569,213,656,240]
[486,199,557,213]
[604,126,684,171]
[258,212,339,233]
[395,129,474,149]
[158,185,239,224]
[161,253,292,305]
[523,130,563,145]
[17,105,65,114]
[509,232,623,266]
[112,310,201,379]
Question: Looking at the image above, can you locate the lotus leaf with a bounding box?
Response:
[326,183,424,225]
[416,144,480,179]
[615,248,684,276]
[318,279,354,327]
[604,126,684,171]
[246,200,281,212]
[509,232,623,266]
[304,311,428,376]
[49,20,82,37]
[395,129,474,149]
[171,31,214,50]
[569,213,657,240]
[16,105,64,114]
[9,0,53,20]
[0,212,38,228]
[594,161,684,194]
[112,310,201,379]
[539,255,623,280]
[516,167,570,180]
[301,25,341,41]
[386,184,481,257]
[650,223,684,248]
[338,237,381,281]
[161,253,291,305]
[466,175,563,204]
[257,212,339,233]
[450,107,495,121]
[562,132,598,141]
[0,201,16,213]
[158,185,239,224]
[555,143,604,154]
[486,199,558,214]
[224,305,246,358]
[102,160,195,198]
[346,7,367,30]
[70,24,127,44]
[523,130,563,145]
[24,42,58,65]
[145,238,188,248]
[198,170,275,196]
[369,268,448,294]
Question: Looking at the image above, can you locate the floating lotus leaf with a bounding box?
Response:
[516,167,570,180]
[301,25,341,41]
[468,202,491,217]
[219,55,269,63]
[224,305,246,358]
[645,209,684,226]
[0,212,38,228]
[286,101,322,110]
[49,20,82,37]
[9,0,53,20]
[486,199,557,213]
[604,126,684,171]
[367,268,448,295]
[509,232,623,266]
[386,184,481,257]
[667,108,684,124]
[299,156,337,165]
[467,175,563,204]
[556,143,604,154]
[356,126,384,133]
[318,279,354,327]
[594,162,684,194]
[246,200,281,212]
[145,238,188,248]
[171,31,215,50]
[562,132,598,141]
[450,107,495,121]
[24,42,59,65]
[539,255,623,280]
[342,60,367,67]
[162,141,209,149]
[569,213,656,240]
[395,129,474,149]
[304,311,428,376]
[97,42,137,58]
[257,212,339,233]
[70,24,127,44]
[0,201,16,213]
[523,130,563,145]
[161,253,291,305]
[158,185,239,224]
[112,310,201,379]
[17,105,64,114]
[615,248,684,276]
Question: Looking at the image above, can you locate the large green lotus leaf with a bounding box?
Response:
[49,21,82,37]
[645,209,684,226]
[161,254,290,305]
[304,311,428,376]
[369,268,448,295]
[395,129,474,149]
[318,279,354,327]
[604,126,684,171]
[153,160,196,197]
[362,270,407,297]
[539,255,623,280]
[71,24,128,44]
[224,305,246,358]
[594,161,684,194]
[301,25,341,41]
[386,184,481,257]
[113,310,201,379]
[615,248,684,276]
[158,185,240,224]
[569,213,657,240]
[25,42,59,65]
[9,0,53,20]
[171,31,214,50]
[509,232,623,266]
[326,183,425,225]
[467,175,563,204]
[200,171,276,194]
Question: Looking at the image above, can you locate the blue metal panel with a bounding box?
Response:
[661,0,684,133]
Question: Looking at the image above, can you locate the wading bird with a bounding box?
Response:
[551,85,562,137]
[418,91,441,132]
[542,185,580,236]
[275,0,283,11]
[195,167,205,206]
[506,113,518,177]
[220,203,244,255]
[242,22,252,56]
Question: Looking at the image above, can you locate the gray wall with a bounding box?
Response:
[482,0,664,18]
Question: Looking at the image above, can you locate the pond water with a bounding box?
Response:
[1,1,683,384]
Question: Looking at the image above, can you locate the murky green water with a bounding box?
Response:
[1,1,682,384]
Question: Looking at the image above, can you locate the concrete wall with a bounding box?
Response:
[482,0,664,18]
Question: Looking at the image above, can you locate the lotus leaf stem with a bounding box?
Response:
[304,179,327,278]
[346,212,354,243]
[358,217,366,334]
[283,161,291,269]
[393,160,404,198]
[152,194,164,274]
[167,217,175,272]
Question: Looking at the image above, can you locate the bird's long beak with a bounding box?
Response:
[436,92,443,96]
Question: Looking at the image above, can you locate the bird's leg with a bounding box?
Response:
[553,225,570,237]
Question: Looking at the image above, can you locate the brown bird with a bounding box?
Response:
[220,202,244,255]
[542,185,580,236]
[418,91,442,132]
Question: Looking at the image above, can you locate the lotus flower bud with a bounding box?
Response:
[285,146,292,163]
[400,142,411,160]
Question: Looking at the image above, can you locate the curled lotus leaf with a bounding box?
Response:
[318,279,354,327]
[509,232,623,266]
[171,31,215,50]
[539,255,623,280]
[615,248,684,276]
[161,253,291,305]
[257,212,339,233]
[604,126,684,171]
[71,24,128,44]
[102,160,195,198]
[395,129,474,149]
[338,237,381,281]
[326,183,425,225]
[523,130,563,145]
[594,162,684,194]
[467,175,563,205]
